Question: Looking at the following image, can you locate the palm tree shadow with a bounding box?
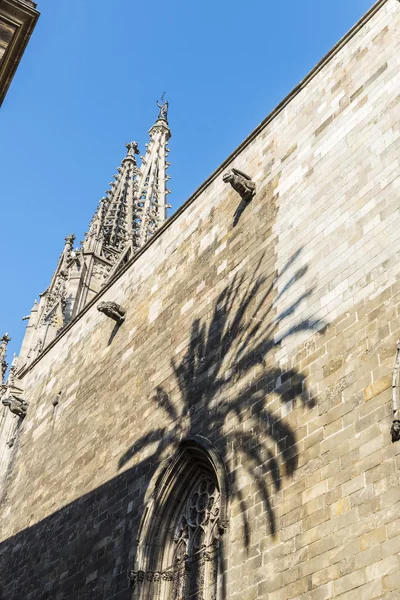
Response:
[119,248,325,549]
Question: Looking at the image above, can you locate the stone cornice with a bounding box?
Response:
[18,0,390,378]
[0,0,40,106]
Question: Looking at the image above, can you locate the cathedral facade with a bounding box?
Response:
[1,1,400,598]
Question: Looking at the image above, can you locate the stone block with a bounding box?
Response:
[1,2,400,599]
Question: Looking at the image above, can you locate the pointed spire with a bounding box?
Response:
[18,99,173,366]
[83,99,171,260]
[82,140,142,259]
[135,96,172,246]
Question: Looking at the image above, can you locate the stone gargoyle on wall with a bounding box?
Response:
[2,395,28,418]
[97,301,126,325]
[223,167,256,202]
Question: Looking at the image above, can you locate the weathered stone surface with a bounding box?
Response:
[1,1,400,599]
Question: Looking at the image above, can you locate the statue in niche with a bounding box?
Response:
[391,419,400,443]
[223,167,256,202]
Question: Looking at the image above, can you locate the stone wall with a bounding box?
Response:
[1,1,400,598]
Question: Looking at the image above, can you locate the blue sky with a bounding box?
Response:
[0,0,375,363]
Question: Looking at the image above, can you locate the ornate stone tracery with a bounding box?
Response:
[130,439,228,600]
[170,476,220,600]
[174,476,220,560]
[130,474,221,599]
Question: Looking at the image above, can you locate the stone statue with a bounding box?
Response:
[391,419,400,443]
[223,168,256,203]
[2,395,28,418]
[97,301,126,325]
[0,333,11,384]
[156,98,169,122]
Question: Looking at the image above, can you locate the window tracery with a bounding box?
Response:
[130,440,228,600]
[169,475,220,600]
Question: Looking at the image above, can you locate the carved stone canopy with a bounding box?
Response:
[97,301,126,325]
[2,395,28,418]
[223,167,256,202]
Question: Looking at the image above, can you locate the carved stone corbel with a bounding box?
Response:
[129,570,145,588]
[128,568,175,588]
[97,301,126,325]
[223,168,256,202]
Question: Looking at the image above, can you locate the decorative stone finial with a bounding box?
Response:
[223,168,256,203]
[2,395,28,418]
[65,234,75,247]
[125,141,140,157]
[97,301,126,325]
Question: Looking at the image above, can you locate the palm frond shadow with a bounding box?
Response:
[118,249,325,546]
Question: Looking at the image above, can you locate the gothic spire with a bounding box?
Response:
[18,100,172,368]
[83,98,171,262]
[83,140,141,261]
[135,97,171,247]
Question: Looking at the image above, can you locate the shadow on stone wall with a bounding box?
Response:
[119,251,324,544]
[117,250,325,598]
[0,251,325,600]
[0,463,160,599]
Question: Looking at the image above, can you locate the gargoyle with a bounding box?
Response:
[391,419,400,443]
[2,395,28,418]
[223,168,256,202]
[97,301,126,325]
